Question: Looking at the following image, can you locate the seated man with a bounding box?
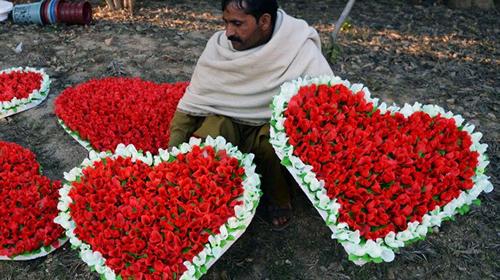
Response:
[168,0,333,230]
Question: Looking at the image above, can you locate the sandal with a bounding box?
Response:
[267,202,292,231]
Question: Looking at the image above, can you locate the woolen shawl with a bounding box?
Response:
[177,9,333,125]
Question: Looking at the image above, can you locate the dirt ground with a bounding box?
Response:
[0,0,498,279]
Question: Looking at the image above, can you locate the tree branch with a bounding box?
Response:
[331,0,356,43]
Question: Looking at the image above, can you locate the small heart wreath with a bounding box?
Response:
[0,67,50,118]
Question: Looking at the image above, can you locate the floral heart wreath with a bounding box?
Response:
[270,75,492,265]
[0,67,50,118]
[55,137,261,279]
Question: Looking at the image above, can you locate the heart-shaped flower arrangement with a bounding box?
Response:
[0,67,50,118]
[54,77,188,154]
[270,76,493,265]
[0,141,67,260]
[55,136,261,279]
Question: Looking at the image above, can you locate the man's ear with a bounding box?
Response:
[258,13,272,31]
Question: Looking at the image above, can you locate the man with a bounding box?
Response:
[169,0,333,230]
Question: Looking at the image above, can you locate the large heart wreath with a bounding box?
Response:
[54,77,188,154]
[270,76,493,265]
[55,136,261,279]
[0,141,67,260]
[0,67,50,118]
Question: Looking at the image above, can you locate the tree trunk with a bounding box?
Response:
[105,0,115,10]
[127,0,135,15]
[105,0,135,14]
[113,0,123,10]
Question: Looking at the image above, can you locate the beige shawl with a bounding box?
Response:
[177,9,333,125]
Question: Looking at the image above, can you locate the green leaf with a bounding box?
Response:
[340,19,353,31]
[348,254,360,261]
[281,157,292,166]
[367,107,377,117]
[270,119,277,129]
[472,199,481,206]
[442,216,455,222]
[203,228,215,235]
[404,235,426,246]
[457,204,470,215]
[200,265,207,274]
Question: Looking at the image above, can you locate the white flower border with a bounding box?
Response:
[57,118,96,153]
[0,237,68,261]
[270,75,493,265]
[54,136,262,279]
[0,67,50,118]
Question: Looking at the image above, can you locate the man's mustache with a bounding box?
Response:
[228,36,242,43]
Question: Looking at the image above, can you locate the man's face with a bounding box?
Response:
[223,2,270,51]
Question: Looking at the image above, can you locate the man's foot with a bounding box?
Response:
[267,202,292,231]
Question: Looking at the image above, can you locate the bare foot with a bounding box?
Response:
[267,202,292,231]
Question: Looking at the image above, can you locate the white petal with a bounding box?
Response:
[453,115,465,127]
[400,103,414,117]
[364,240,382,258]
[380,247,395,262]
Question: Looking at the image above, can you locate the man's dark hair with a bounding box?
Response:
[222,0,279,27]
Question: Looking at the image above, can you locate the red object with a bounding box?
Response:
[68,145,244,278]
[0,142,64,257]
[0,70,42,102]
[283,83,479,240]
[53,0,61,23]
[57,1,92,25]
[41,0,49,24]
[54,78,188,154]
